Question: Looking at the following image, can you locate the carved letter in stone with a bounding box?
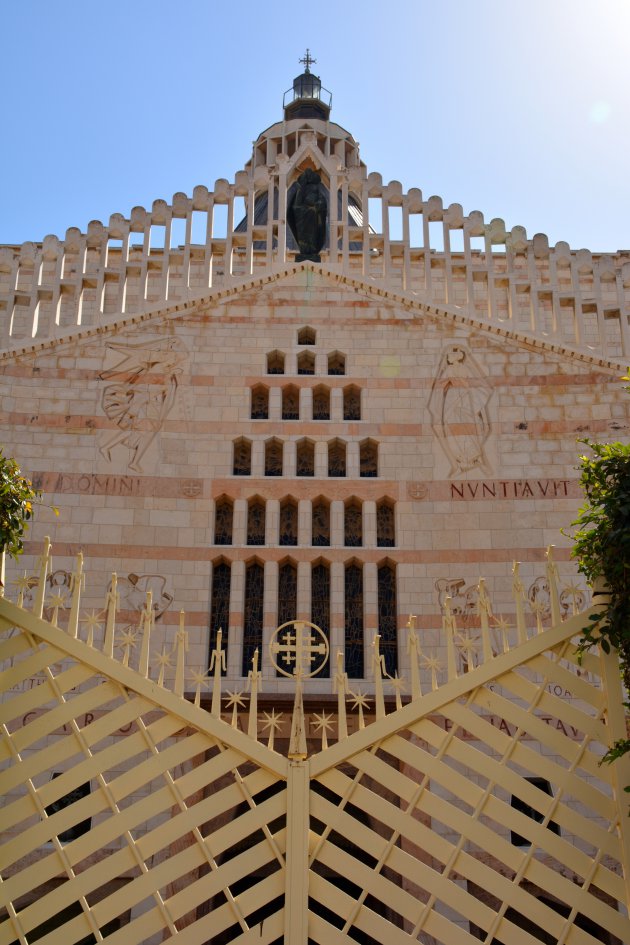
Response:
[428,345,493,477]
[287,169,327,262]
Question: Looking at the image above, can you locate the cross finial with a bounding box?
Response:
[299,49,316,73]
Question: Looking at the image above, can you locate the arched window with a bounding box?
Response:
[267,350,285,374]
[311,560,330,678]
[312,497,330,546]
[279,497,298,546]
[209,559,231,674]
[277,558,298,630]
[378,561,397,676]
[298,326,316,345]
[265,438,283,476]
[343,385,361,421]
[328,438,347,477]
[345,561,364,679]
[376,499,395,547]
[247,498,266,545]
[297,350,315,375]
[312,385,330,420]
[296,438,315,476]
[233,438,251,476]
[282,385,300,420]
[328,350,345,375]
[243,560,264,675]
[250,384,269,420]
[214,496,233,545]
[360,438,378,477]
[344,498,363,547]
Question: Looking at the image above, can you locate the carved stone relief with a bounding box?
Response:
[99,335,187,473]
[527,576,587,620]
[428,344,493,477]
[112,573,174,620]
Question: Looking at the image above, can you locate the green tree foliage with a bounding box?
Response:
[569,437,630,763]
[0,452,41,559]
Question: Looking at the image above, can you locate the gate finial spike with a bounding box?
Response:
[175,610,188,696]
[34,537,51,618]
[333,649,349,739]
[477,578,493,663]
[372,634,386,719]
[210,628,226,717]
[406,614,422,699]
[67,551,84,638]
[138,590,153,677]
[444,597,458,680]
[247,649,261,740]
[546,545,561,625]
[288,670,307,759]
[104,573,118,658]
[512,561,527,645]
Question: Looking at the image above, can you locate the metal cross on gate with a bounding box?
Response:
[269,619,329,679]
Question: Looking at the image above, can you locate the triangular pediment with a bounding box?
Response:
[1,262,624,376]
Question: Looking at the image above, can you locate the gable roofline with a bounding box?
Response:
[0,260,625,374]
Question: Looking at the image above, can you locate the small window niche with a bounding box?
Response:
[279,497,298,546]
[328,438,347,477]
[251,384,269,420]
[359,438,378,477]
[313,385,331,420]
[344,498,363,547]
[233,438,251,476]
[343,385,361,421]
[328,350,346,375]
[267,350,285,375]
[297,350,315,375]
[247,497,266,546]
[312,497,330,546]
[214,496,234,545]
[296,438,315,476]
[282,385,300,420]
[264,438,283,476]
[298,326,316,345]
[376,498,395,547]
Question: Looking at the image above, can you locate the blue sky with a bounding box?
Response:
[2,0,629,251]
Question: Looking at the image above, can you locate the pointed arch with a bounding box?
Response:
[344,558,364,679]
[264,437,283,477]
[297,326,316,345]
[242,557,264,675]
[328,437,347,477]
[247,496,266,546]
[250,384,269,420]
[377,557,397,676]
[296,438,315,476]
[344,496,363,547]
[343,384,361,421]
[360,438,378,477]
[266,349,285,374]
[233,437,251,476]
[297,350,315,375]
[209,557,231,674]
[311,557,330,678]
[279,496,298,546]
[312,384,330,420]
[328,350,346,375]
[282,384,300,420]
[376,497,396,547]
[312,495,330,547]
[277,556,298,633]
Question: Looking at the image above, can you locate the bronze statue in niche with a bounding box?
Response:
[287,169,327,261]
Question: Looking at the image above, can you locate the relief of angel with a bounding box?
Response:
[99,336,186,472]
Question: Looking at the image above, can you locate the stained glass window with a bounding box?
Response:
[345,562,364,678]
[282,385,300,420]
[313,385,330,420]
[247,499,266,545]
[328,439,347,477]
[267,350,285,374]
[328,351,346,375]
[311,561,330,677]
[376,499,395,547]
[242,561,263,675]
[233,438,251,475]
[209,559,230,675]
[360,439,378,477]
[251,385,269,420]
[312,498,330,546]
[279,498,298,546]
[298,326,316,345]
[296,439,315,476]
[265,438,283,476]
[344,500,363,547]
[343,385,361,421]
[297,351,315,375]
[378,562,397,676]
[214,497,233,545]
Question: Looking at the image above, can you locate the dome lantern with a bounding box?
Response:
[283,50,332,121]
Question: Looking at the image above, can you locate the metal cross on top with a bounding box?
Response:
[299,49,316,73]
[270,619,329,679]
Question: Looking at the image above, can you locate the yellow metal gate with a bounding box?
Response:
[1,548,629,945]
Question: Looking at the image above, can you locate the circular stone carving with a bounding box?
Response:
[269,620,330,679]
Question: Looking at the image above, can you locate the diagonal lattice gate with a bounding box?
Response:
[2,567,630,945]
